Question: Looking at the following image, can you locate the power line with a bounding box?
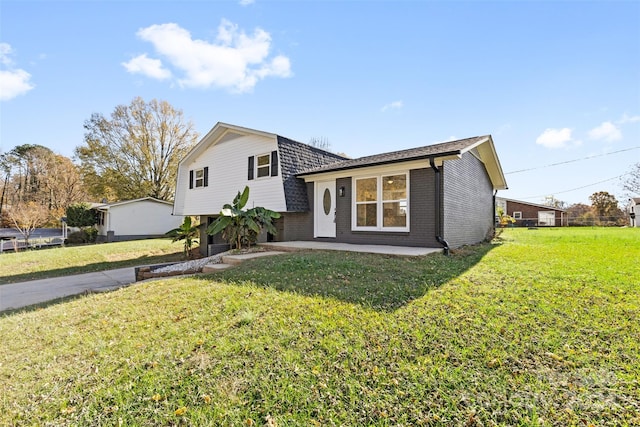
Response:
[518,174,628,200]
[505,146,640,175]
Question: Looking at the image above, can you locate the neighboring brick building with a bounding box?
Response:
[496,197,567,227]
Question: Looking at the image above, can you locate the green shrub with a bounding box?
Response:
[66,228,97,244]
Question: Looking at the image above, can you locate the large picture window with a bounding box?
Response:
[353,173,409,231]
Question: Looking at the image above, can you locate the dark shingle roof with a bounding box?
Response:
[277,136,348,212]
[297,135,489,175]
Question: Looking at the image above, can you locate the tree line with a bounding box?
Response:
[564,191,634,226]
[523,189,636,227]
[0,97,199,231]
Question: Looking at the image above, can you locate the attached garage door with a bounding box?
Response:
[538,211,555,226]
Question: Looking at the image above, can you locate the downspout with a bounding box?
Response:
[493,189,498,230]
[429,158,450,256]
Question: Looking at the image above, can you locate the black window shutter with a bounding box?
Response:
[189,170,194,189]
[203,166,209,187]
[248,156,254,180]
[270,150,278,176]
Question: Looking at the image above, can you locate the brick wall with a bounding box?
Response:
[329,169,438,247]
[505,200,565,227]
[442,153,494,248]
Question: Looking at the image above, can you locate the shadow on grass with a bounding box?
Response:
[0,252,185,286]
[208,242,496,311]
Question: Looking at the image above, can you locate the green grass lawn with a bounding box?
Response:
[1,227,639,426]
[0,239,185,285]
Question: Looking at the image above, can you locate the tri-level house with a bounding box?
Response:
[173,123,508,256]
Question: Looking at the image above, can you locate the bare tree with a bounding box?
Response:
[7,202,50,248]
[542,195,567,209]
[622,162,640,196]
[308,137,331,151]
[76,97,199,202]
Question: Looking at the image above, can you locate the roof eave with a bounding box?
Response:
[297,150,463,178]
[474,135,508,190]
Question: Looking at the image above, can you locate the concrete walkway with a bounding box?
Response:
[0,267,136,313]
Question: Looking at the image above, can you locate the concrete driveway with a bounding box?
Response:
[0,267,136,313]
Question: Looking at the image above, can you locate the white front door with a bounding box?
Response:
[315,180,336,237]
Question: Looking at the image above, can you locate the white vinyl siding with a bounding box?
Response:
[175,134,286,215]
[97,200,183,237]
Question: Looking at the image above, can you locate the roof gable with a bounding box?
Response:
[180,122,278,167]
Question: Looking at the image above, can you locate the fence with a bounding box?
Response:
[0,224,68,253]
[500,215,630,228]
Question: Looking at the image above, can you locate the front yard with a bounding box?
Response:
[1,228,638,425]
[0,238,185,285]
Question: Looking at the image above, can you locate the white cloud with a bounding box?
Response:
[381,100,403,112]
[126,21,292,93]
[0,43,34,101]
[122,53,172,80]
[0,43,14,65]
[535,128,578,149]
[618,113,640,124]
[239,0,255,5]
[588,121,622,142]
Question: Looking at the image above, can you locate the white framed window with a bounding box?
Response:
[353,172,409,231]
[189,167,208,189]
[194,168,205,188]
[248,151,278,180]
[513,211,522,220]
[256,153,271,178]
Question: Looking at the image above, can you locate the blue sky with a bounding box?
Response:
[1,0,639,206]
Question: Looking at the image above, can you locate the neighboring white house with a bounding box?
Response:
[92,197,183,242]
[629,198,640,227]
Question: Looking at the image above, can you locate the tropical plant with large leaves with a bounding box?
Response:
[166,216,200,258]
[206,186,281,250]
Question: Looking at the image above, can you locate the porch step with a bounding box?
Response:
[202,263,233,273]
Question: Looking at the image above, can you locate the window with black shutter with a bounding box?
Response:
[190,167,209,188]
[249,151,278,179]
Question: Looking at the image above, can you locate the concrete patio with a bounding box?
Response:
[259,241,442,256]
